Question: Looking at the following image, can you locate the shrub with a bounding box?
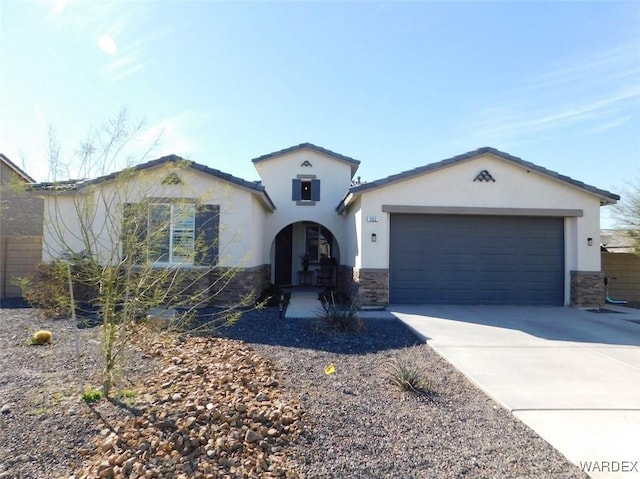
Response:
[385,352,429,395]
[315,292,363,333]
[30,330,52,345]
[318,288,352,310]
[17,255,99,318]
[82,387,102,403]
[257,283,284,307]
[17,262,70,318]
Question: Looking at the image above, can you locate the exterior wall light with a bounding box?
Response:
[587,237,593,246]
[371,233,377,242]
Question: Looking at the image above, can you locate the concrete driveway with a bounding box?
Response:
[389,305,640,479]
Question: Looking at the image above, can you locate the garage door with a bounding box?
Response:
[389,214,564,305]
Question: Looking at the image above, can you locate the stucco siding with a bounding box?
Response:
[356,154,603,272]
[41,163,267,267]
[341,196,360,269]
[258,150,352,257]
[0,163,43,237]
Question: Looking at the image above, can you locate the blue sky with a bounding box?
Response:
[1,1,638,227]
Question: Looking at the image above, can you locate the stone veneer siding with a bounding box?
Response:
[570,270,604,308]
[209,265,271,305]
[353,268,389,307]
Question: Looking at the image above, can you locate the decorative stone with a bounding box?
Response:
[244,430,262,443]
[255,392,269,402]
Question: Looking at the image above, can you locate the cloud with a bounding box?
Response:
[586,116,632,134]
[102,28,173,81]
[51,0,69,15]
[134,111,207,160]
[98,34,118,55]
[104,47,144,81]
[460,41,640,147]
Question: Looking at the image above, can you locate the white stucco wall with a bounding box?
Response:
[351,153,606,304]
[42,192,87,261]
[255,149,355,266]
[42,163,269,267]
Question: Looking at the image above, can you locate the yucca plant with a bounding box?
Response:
[385,353,429,395]
[315,292,364,333]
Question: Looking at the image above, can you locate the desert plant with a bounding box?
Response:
[315,293,363,333]
[257,283,284,307]
[30,330,53,345]
[82,387,102,403]
[17,253,100,318]
[385,353,429,395]
[17,262,71,318]
[34,110,251,399]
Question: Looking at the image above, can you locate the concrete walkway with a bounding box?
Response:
[389,305,640,479]
[283,289,323,318]
[284,289,395,319]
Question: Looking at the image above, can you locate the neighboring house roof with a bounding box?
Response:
[251,142,361,176]
[339,147,620,212]
[601,229,636,253]
[0,153,36,183]
[32,155,276,211]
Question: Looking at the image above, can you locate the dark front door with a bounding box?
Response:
[274,225,293,285]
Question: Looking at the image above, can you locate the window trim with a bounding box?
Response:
[292,175,320,203]
[123,201,220,269]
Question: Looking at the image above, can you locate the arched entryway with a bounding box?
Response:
[272,221,340,287]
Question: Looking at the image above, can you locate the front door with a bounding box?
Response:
[274,225,293,285]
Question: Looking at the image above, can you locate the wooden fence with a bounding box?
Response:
[0,236,42,298]
[601,252,640,303]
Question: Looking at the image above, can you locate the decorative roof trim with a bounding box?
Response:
[0,153,36,183]
[346,147,619,203]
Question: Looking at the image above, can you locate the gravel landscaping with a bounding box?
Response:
[0,300,588,478]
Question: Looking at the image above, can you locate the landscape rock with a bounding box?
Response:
[0,306,590,479]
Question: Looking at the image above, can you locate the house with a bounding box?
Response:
[601,229,636,253]
[0,154,43,298]
[36,144,619,308]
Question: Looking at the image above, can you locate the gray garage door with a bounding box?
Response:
[389,214,564,305]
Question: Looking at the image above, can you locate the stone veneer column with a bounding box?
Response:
[353,268,389,307]
[570,270,604,308]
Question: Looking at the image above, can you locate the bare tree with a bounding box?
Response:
[19,110,253,398]
[614,174,640,254]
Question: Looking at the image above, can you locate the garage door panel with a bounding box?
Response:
[389,214,564,305]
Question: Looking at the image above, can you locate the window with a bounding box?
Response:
[148,203,195,264]
[305,225,333,262]
[123,202,219,267]
[301,180,312,201]
[292,178,320,202]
